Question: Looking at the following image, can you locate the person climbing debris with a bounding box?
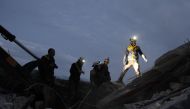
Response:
[99,57,111,82]
[38,48,58,86]
[117,36,148,83]
[90,61,101,87]
[69,57,85,98]
[90,58,111,87]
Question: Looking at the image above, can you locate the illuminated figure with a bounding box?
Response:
[117,36,148,82]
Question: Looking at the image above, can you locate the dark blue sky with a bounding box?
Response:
[1,0,190,82]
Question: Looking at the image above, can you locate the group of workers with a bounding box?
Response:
[37,36,148,98]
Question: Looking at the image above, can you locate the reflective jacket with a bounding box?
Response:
[124,44,143,64]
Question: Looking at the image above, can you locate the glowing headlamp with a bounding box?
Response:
[130,35,138,42]
[82,59,86,63]
[132,36,138,41]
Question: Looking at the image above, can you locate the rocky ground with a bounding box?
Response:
[124,81,190,109]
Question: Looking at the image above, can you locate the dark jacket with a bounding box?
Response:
[90,62,101,86]
[99,63,111,82]
[90,62,111,87]
[69,61,83,82]
[38,55,57,82]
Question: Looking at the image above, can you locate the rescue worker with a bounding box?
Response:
[99,58,111,83]
[90,58,111,88]
[117,36,148,82]
[90,61,101,87]
[69,57,85,98]
[38,48,58,86]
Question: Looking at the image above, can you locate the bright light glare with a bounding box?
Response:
[82,59,86,63]
[132,35,138,40]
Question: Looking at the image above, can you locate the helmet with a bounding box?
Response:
[92,61,100,67]
[79,57,85,63]
[130,36,138,42]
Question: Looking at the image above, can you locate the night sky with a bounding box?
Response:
[1,0,190,83]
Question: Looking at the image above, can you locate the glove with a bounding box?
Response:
[144,58,148,63]
[142,54,148,63]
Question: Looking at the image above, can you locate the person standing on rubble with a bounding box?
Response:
[90,61,101,87]
[38,48,58,86]
[69,57,85,98]
[117,36,148,83]
[99,57,111,83]
[90,58,111,87]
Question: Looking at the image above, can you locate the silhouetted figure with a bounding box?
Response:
[90,61,101,87]
[117,36,147,83]
[38,48,58,86]
[90,58,111,87]
[99,58,111,83]
[69,57,85,98]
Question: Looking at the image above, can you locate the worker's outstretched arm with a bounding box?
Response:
[123,55,126,65]
[137,46,148,63]
[142,54,148,63]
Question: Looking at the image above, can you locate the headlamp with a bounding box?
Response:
[132,36,137,41]
[82,59,86,63]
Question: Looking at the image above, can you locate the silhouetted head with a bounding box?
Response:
[48,48,55,57]
[77,57,85,65]
[92,61,101,71]
[104,57,110,65]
